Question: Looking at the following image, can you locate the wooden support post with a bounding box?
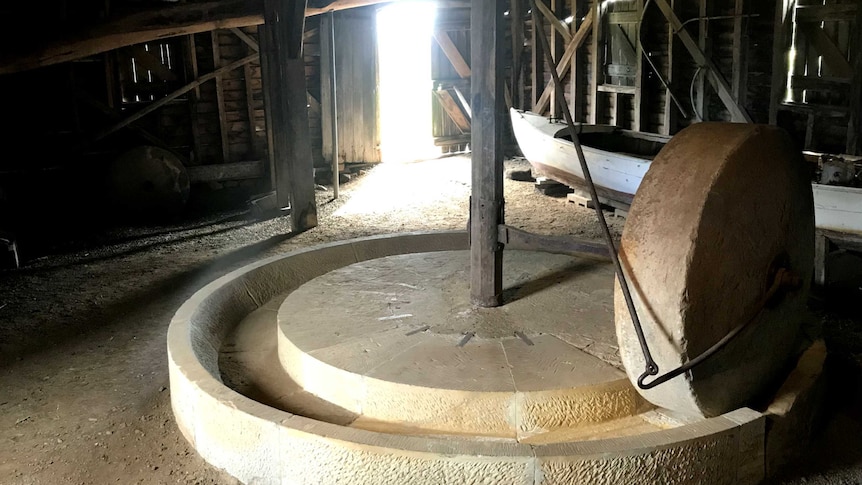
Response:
[632,0,644,131]
[661,0,675,135]
[653,0,752,123]
[731,0,747,108]
[549,0,564,118]
[769,0,793,125]
[696,0,708,121]
[848,4,862,154]
[570,0,582,121]
[531,9,542,108]
[241,31,259,159]
[589,2,601,124]
[470,0,505,308]
[328,10,340,199]
[260,0,318,231]
[510,0,525,110]
[212,31,231,163]
[185,35,204,163]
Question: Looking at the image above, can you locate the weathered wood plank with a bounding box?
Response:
[534,0,572,44]
[632,0,644,131]
[549,0,564,118]
[796,4,858,23]
[0,0,422,75]
[662,0,675,135]
[731,0,747,106]
[230,27,261,52]
[470,0,505,307]
[847,4,862,155]
[186,35,204,162]
[589,2,601,124]
[212,31,232,163]
[433,30,472,78]
[569,0,581,120]
[510,0,525,110]
[798,24,853,79]
[452,85,472,119]
[327,10,340,198]
[434,88,471,133]
[187,160,265,182]
[531,15,542,108]
[695,0,708,120]
[770,0,794,125]
[243,34,260,158]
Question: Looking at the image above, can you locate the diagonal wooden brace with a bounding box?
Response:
[534,10,594,114]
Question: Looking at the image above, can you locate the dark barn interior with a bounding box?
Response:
[0,0,861,483]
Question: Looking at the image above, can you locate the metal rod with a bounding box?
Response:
[531,1,659,381]
[638,268,796,388]
[329,10,340,198]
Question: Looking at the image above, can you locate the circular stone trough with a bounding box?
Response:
[168,232,769,485]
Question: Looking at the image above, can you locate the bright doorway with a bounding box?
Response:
[376,2,440,163]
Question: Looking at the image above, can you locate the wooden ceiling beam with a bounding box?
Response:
[0,1,262,75]
[1,0,456,76]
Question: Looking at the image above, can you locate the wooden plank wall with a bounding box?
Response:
[191,24,322,169]
[523,0,780,136]
[321,8,381,166]
[773,0,858,153]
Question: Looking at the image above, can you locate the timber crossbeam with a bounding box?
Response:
[498,225,611,260]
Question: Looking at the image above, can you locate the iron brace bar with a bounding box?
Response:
[530,1,660,383]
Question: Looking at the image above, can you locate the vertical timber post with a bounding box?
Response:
[510,0,524,111]
[261,0,318,231]
[329,10,340,198]
[530,4,542,110]
[847,4,862,155]
[470,0,505,308]
[769,0,793,125]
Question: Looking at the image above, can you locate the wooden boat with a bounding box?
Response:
[510,108,862,235]
[812,183,862,235]
[509,109,669,206]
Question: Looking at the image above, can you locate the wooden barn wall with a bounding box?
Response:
[305,18,325,169]
[523,0,789,137]
[188,23,322,169]
[321,8,381,165]
[773,0,860,154]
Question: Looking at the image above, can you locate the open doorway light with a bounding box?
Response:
[377,1,440,163]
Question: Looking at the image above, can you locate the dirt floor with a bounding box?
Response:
[0,155,860,484]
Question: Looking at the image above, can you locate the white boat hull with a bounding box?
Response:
[510,108,862,235]
[812,183,862,235]
[510,109,654,204]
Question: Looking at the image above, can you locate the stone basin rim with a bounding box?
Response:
[167,231,765,484]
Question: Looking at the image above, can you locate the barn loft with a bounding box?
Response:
[0,1,860,484]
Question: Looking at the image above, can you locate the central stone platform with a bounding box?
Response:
[276,250,653,439]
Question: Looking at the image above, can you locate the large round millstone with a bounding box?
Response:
[107,146,189,215]
[615,123,814,417]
